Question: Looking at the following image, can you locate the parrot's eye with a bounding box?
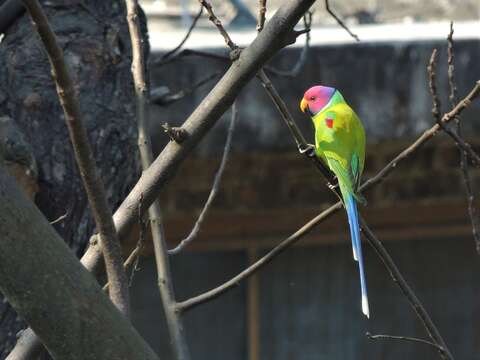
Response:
[310,96,315,101]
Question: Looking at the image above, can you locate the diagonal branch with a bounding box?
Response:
[169,102,237,255]
[266,11,312,78]
[21,0,130,316]
[361,81,480,191]
[325,0,359,41]
[161,5,204,61]
[256,0,267,32]
[360,220,453,360]
[447,22,480,253]
[366,333,449,356]
[199,0,238,50]
[125,0,191,358]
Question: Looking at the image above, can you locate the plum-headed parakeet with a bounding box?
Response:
[300,85,369,318]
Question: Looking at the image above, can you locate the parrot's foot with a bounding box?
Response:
[162,123,188,143]
[327,182,339,191]
[298,143,316,158]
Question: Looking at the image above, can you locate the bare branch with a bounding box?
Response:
[103,197,146,292]
[447,23,457,106]
[128,194,146,287]
[256,0,267,32]
[361,81,480,191]
[361,222,453,360]
[199,0,238,50]
[162,5,204,61]
[266,11,312,78]
[427,49,442,122]
[21,0,129,316]
[0,0,25,34]
[447,22,480,253]
[169,102,237,255]
[325,0,359,41]
[153,48,230,67]
[125,0,191,358]
[428,48,480,166]
[48,211,68,225]
[366,333,449,356]
[5,328,42,360]
[176,202,342,312]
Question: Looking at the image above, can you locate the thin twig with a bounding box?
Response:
[151,72,221,106]
[162,5,203,61]
[169,102,237,255]
[447,23,457,107]
[22,0,130,316]
[266,11,312,78]
[49,212,68,225]
[361,81,480,191]
[256,0,267,32]
[176,202,342,312]
[153,48,230,68]
[129,194,146,287]
[447,22,480,253]
[103,200,146,292]
[366,333,448,356]
[199,0,238,50]
[428,49,442,122]
[361,221,453,360]
[153,47,302,79]
[428,48,480,166]
[325,0,359,41]
[125,0,191,358]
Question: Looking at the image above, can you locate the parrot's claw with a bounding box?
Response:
[298,143,316,158]
[327,182,339,191]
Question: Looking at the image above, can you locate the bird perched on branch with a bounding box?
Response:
[300,85,369,318]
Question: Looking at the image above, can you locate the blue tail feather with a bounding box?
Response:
[345,194,370,318]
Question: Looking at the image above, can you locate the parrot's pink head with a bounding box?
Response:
[300,85,336,116]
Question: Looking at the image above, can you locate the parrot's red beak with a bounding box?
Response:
[300,98,308,114]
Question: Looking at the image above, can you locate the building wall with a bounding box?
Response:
[130,236,480,359]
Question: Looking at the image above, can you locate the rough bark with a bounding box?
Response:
[0,0,147,356]
[0,167,159,360]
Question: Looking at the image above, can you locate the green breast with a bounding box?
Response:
[312,103,366,175]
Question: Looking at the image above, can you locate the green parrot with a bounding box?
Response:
[300,85,369,318]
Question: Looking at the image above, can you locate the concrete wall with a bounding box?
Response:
[149,38,480,156]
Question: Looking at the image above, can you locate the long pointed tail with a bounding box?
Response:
[345,194,370,318]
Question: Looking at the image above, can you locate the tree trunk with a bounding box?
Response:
[0,167,159,360]
[0,0,145,356]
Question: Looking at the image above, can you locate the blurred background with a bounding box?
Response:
[130,1,480,359]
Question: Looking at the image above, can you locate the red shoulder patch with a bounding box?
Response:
[325,118,334,128]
